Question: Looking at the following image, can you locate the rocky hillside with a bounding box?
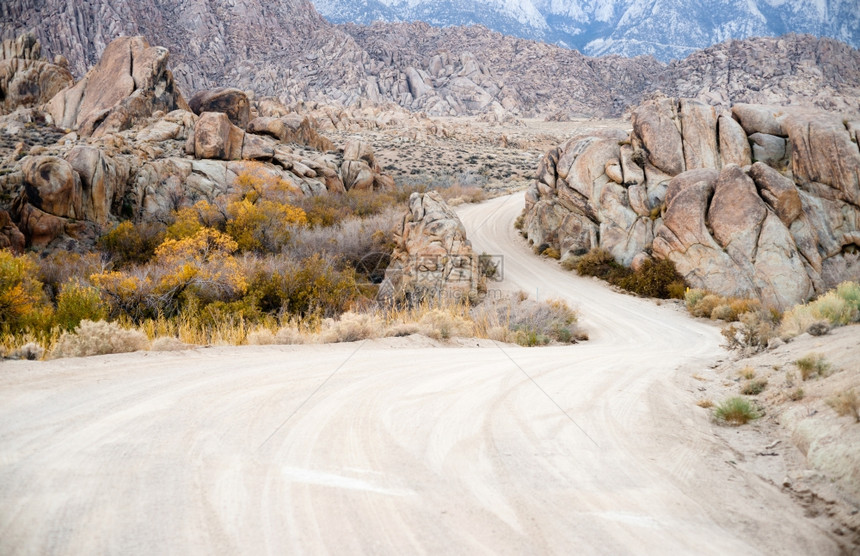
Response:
[0,35,392,253]
[521,97,860,309]
[2,0,859,117]
[314,0,860,62]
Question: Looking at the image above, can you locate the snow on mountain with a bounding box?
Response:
[312,0,860,61]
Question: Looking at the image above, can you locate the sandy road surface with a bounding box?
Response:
[0,195,840,554]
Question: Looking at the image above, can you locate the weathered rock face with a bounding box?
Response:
[0,33,73,115]
[340,139,394,191]
[522,98,860,309]
[0,209,25,253]
[46,36,187,137]
[192,112,244,161]
[188,88,250,128]
[379,191,478,305]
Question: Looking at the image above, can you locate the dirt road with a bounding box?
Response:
[0,195,839,554]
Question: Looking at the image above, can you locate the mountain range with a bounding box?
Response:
[313,0,860,61]
[2,0,859,117]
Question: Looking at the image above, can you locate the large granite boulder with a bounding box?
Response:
[522,97,860,309]
[379,191,478,305]
[47,36,188,137]
[188,88,250,128]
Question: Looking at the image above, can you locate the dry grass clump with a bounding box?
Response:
[51,320,149,359]
[685,289,763,321]
[697,399,714,408]
[740,379,768,396]
[828,389,860,422]
[794,353,832,380]
[319,311,381,343]
[720,310,778,351]
[780,282,860,338]
[150,337,193,352]
[713,396,761,425]
[788,387,805,401]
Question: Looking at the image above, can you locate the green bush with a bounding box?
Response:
[55,280,107,331]
[574,249,686,299]
[575,248,622,279]
[614,259,686,299]
[714,397,761,425]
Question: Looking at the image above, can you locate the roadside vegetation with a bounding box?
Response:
[685,281,860,352]
[563,247,687,299]
[1,164,580,358]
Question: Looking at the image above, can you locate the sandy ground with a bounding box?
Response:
[0,194,847,554]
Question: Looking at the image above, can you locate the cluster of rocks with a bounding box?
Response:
[522,97,860,309]
[379,191,479,305]
[0,34,393,252]
[3,0,859,118]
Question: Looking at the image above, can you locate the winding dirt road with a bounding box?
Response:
[0,194,839,554]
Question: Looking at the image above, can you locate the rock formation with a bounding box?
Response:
[522,98,860,309]
[379,191,479,305]
[47,36,188,137]
[2,0,858,117]
[0,32,73,115]
[0,35,392,251]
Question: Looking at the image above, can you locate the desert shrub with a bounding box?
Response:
[574,249,686,299]
[780,282,860,338]
[713,397,760,425]
[472,296,581,346]
[274,324,306,345]
[98,220,165,266]
[417,308,473,340]
[0,250,53,334]
[319,311,380,343]
[721,310,777,351]
[741,379,768,395]
[836,281,860,311]
[788,388,805,401]
[93,228,247,320]
[165,206,204,240]
[542,246,561,260]
[225,198,307,252]
[35,251,104,301]
[11,342,45,360]
[828,389,859,422]
[794,353,831,380]
[149,337,191,351]
[697,399,714,408]
[614,258,686,299]
[684,288,706,311]
[246,328,276,345]
[55,280,107,331]
[739,366,756,380]
[288,209,399,274]
[692,294,724,319]
[245,253,358,319]
[52,320,149,358]
[575,248,621,279]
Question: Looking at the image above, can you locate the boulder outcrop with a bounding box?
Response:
[522,98,860,309]
[46,36,187,137]
[379,191,478,305]
[189,88,250,128]
[0,32,73,115]
[0,35,393,251]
